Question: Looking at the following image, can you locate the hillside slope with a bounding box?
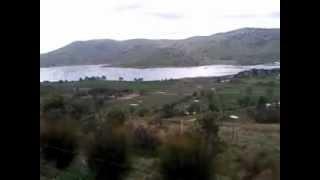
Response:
[40,28,280,68]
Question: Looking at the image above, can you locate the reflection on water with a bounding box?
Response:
[40,63,280,82]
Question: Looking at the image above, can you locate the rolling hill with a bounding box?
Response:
[40,28,280,68]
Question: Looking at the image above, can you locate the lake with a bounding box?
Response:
[40,63,280,82]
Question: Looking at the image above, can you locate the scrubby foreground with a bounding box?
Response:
[40,70,280,180]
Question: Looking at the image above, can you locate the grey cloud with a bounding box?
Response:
[148,12,184,20]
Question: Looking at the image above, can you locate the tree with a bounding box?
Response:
[256,96,268,110]
[187,102,201,114]
[192,91,198,97]
[161,104,176,118]
[105,108,127,126]
[159,134,218,180]
[238,96,252,107]
[86,127,130,180]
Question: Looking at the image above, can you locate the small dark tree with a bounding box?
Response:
[187,102,201,114]
[192,91,198,97]
[106,108,127,126]
[256,96,268,110]
[197,112,224,156]
[238,96,252,107]
[161,104,175,118]
[137,107,150,117]
[86,127,130,180]
[159,134,217,180]
[131,125,160,155]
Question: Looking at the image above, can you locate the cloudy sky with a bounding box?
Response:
[40,0,280,53]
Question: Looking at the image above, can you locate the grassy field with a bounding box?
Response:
[41,74,279,110]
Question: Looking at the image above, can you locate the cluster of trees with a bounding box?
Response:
[238,86,277,107]
[79,76,107,81]
[133,78,144,82]
[250,96,280,123]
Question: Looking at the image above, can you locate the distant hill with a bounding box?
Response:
[40,28,280,68]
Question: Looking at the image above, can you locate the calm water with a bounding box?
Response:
[40,63,280,82]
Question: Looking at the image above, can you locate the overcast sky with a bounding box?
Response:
[40,0,280,53]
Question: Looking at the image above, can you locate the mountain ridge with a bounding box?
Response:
[40,28,280,68]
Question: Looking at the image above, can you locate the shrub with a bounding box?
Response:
[106,108,127,126]
[131,125,160,155]
[66,100,90,120]
[137,107,150,117]
[253,107,280,123]
[56,167,95,180]
[160,104,175,118]
[240,150,280,180]
[40,120,79,169]
[42,95,66,120]
[208,97,220,112]
[192,91,198,97]
[42,95,65,113]
[197,112,219,137]
[206,91,223,112]
[138,89,147,96]
[159,134,216,180]
[42,95,91,121]
[197,112,224,156]
[256,96,268,110]
[238,96,253,107]
[187,102,201,114]
[86,127,130,180]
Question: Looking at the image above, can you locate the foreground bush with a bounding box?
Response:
[160,104,184,118]
[40,120,79,169]
[137,107,150,117]
[159,134,217,180]
[42,95,90,121]
[42,94,65,114]
[106,108,127,126]
[197,112,219,137]
[187,102,201,114]
[253,107,280,123]
[86,127,130,180]
[131,125,160,155]
[197,112,225,156]
[42,94,66,121]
